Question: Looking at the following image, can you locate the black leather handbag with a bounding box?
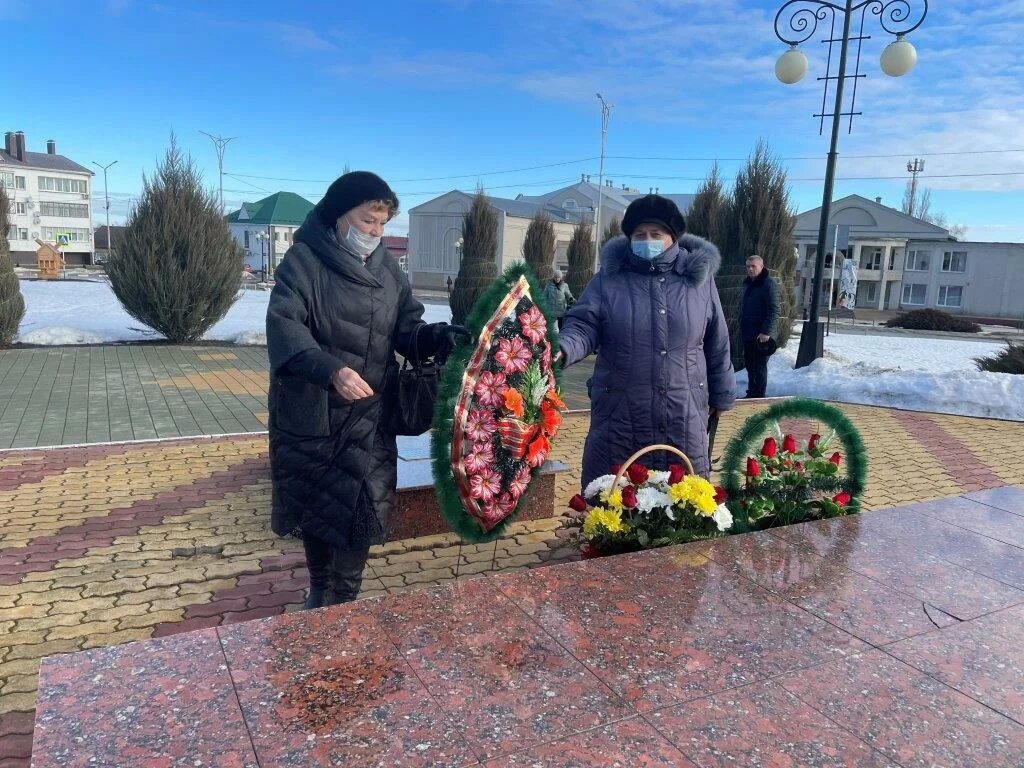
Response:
[389,324,440,436]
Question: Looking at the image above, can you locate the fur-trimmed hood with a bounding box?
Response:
[599,234,722,286]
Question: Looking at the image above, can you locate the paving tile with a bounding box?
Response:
[32,629,258,768]
[780,648,1024,768]
[916,495,1024,546]
[965,485,1024,516]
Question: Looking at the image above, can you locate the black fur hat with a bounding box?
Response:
[316,171,399,226]
[621,194,686,240]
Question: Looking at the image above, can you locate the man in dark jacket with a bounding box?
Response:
[266,171,467,608]
[558,194,735,485]
[739,254,780,399]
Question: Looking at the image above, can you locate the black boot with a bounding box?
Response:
[301,533,331,611]
[325,547,370,606]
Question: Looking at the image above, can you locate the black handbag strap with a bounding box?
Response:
[404,323,426,372]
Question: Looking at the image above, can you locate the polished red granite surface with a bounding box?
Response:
[32,488,1024,767]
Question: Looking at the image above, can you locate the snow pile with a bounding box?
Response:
[736,337,1024,421]
[16,280,451,346]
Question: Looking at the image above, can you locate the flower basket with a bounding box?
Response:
[497,417,541,460]
[568,444,733,558]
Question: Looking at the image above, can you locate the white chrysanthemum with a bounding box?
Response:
[583,474,627,499]
[712,503,734,532]
[646,470,671,487]
[635,486,672,514]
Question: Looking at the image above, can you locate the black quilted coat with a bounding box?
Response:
[265,210,424,551]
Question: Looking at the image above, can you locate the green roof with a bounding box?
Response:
[225,191,314,226]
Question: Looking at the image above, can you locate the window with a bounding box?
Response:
[942,251,967,273]
[888,250,896,270]
[19,228,27,240]
[937,285,963,308]
[7,226,28,240]
[824,252,833,268]
[0,172,12,189]
[39,201,89,218]
[860,247,883,270]
[902,283,927,305]
[244,231,251,249]
[865,283,878,302]
[274,230,281,242]
[37,176,88,194]
[7,200,26,215]
[41,226,91,243]
[16,176,25,189]
[563,199,578,210]
[905,250,931,271]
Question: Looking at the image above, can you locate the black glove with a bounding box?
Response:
[418,323,472,365]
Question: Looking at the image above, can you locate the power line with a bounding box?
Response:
[222,176,586,200]
[606,148,1024,162]
[224,157,599,185]
[604,171,1024,182]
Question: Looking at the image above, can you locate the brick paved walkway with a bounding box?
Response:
[0,346,596,448]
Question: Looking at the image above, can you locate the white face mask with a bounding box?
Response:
[342,221,381,256]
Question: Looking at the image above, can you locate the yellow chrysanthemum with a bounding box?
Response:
[606,489,624,509]
[668,475,718,517]
[582,506,627,537]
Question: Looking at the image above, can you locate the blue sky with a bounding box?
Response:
[4,0,1023,240]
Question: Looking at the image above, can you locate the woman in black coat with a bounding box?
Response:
[266,171,467,608]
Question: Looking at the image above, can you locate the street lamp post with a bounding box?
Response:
[255,230,269,281]
[91,159,117,265]
[774,0,927,368]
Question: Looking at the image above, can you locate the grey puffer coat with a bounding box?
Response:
[265,209,424,551]
[559,234,736,485]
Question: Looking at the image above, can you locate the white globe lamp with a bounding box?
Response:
[775,45,809,84]
[880,35,918,77]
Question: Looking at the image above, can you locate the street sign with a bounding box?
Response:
[55,233,71,247]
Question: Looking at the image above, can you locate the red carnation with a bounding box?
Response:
[782,434,798,454]
[626,463,649,486]
[830,452,842,466]
[621,486,638,508]
[833,491,852,506]
[761,437,778,458]
[610,464,622,476]
[668,463,688,484]
[568,494,588,512]
[808,433,821,452]
[746,457,761,478]
[714,485,728,504]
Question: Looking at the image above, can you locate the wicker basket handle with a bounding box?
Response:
[612,444,695,489]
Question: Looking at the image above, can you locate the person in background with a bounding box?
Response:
[266,171,468,609]
[542,268,575,330]
[558,194,735,485]
[739,254,780,399]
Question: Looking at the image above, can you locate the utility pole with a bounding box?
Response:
[906,157,925,217]
[91,160,117,264]
[594,93,612,255]
[200,131,236,214]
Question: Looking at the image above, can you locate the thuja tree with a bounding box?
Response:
[450,189,499,324]
[106,136,243,343]
[0,186,25,347]
[600,215,621,248]
[565,220,595,297]
[522,210,555,284]
[729,140,798,352]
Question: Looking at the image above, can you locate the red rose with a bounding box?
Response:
[833,491,852,506]
[808,433,821,452]
[761,437,778,458]
[626,463,649,486]
[746,457,761,478]
[668,463,688,484]
[610,464,622,476]
[621,486,638,508]
[580,543,601,559]
[782,434,798,454]
[568,494,588,512]
[714,485,728,504]
[795,462,805,473]
[829,452,842,466]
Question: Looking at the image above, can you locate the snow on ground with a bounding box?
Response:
[16,279,451,346]
[736,332,1023,421]
[15,280,1022,420]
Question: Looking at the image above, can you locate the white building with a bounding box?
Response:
[407,178,693,290]
[2,131,94,266]
[225,192,314,278]
[899,240,1024,320]
[793,194,951,311]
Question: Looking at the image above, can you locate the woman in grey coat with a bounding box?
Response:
[558,194,736,486]
[542,269,575,329]
[266,171,467,608]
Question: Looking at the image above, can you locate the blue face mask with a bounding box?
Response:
[631,238,665,261]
